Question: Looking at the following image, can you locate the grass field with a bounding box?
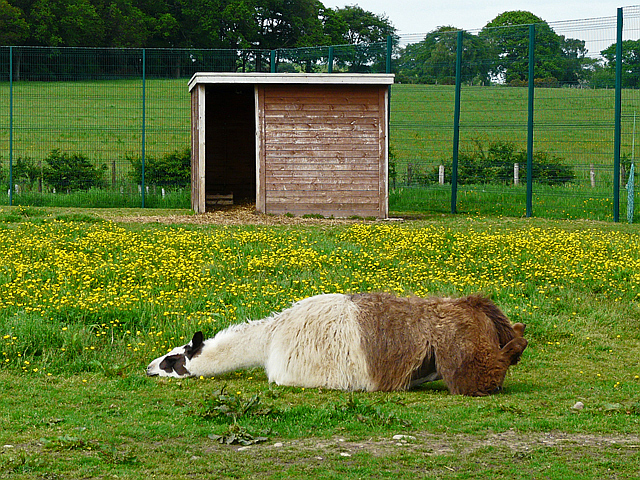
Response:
[3,80,637,170]
[1,207,639,478]
[0,80,639,219]
[0,78,189,185]
[390,84,640,171]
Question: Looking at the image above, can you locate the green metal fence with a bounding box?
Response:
[391,6,640,222]
[1,7,640,222]
[0,43,388,209]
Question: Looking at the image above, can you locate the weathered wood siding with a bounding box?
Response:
[258,84,388,218]
[190,84,206,213]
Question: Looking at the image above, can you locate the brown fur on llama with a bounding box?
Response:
[147,293,527,396]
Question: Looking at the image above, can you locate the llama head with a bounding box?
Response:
[477,322,528,396]
[447,321,528,397]
[146,331,204,378]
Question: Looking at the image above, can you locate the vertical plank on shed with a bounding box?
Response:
[256,85,267,213]
[191,84,206,213]
[190,86,205,213]
[190,88,198,212]
[379,85,389,219]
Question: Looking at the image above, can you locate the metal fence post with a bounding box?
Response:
[270,50,276,73]
[9,46,13,206]
[526,24,535,218]
[451,30,463,214]
[141,48,146,208]
[386,35,392,74]
[614,7,623,222]
[328,46,334,73]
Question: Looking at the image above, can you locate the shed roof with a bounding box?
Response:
[188,72,395,91]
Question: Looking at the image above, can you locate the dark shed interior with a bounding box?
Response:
[204,84,256,203]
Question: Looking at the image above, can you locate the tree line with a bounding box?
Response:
[0,0,395,49]
[1,4,637,87]
[396,11,635,88]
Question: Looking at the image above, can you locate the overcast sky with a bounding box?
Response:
[323,1,625,35]
[322,1,635,55]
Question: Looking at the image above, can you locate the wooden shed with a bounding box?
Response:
[188,72,395,218]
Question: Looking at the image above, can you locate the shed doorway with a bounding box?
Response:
[204,84,256,206]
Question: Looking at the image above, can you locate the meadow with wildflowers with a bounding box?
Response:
[1,208,639,479]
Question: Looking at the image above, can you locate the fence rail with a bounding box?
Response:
[1,7,639,221]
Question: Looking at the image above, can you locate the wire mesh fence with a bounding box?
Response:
[0,43,388,209]
[391,6,640,222]
[1,7,639,222]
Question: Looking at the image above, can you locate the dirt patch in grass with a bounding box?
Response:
[230,430,640,458]
[99,204,394,226]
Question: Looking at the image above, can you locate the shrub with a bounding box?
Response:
[42,150,107,191]
[417,140,575,186]
[12,156,41,187]
[127,147,191,188]
[528,150,576,185]
[534,77,560,88]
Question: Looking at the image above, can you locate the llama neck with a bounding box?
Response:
[188,319,271,377]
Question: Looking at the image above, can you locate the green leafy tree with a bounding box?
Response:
[28,0,105,46]
[600,39,640,88]
[319,5,348,45]
[170,0,257,49]
[3,0,397,52]
[559,36,593,84]
[327,5,397,72]
[0,0,29,45]
[479,11,566,83]
[253,0,325,49]
[92,0,156,47]
[330,5,394,44]
[396,26,490,85]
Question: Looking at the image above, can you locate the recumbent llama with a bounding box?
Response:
[147,292,527,396]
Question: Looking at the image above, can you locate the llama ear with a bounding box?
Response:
[501,337,528,366]
[512,323,526,337]
[192,331,204,348]
[184,331,205,360]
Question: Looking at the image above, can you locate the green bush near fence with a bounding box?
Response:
[6,150,109,193]
[409,140,576,186]
[12,156,41,188]
[42,149,108,192]
[127,147,191,188]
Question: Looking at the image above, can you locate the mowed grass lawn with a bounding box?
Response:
[2,79,639,220]
[390,83,640,171]
[3,79,640,175]
[1,207,639,479]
